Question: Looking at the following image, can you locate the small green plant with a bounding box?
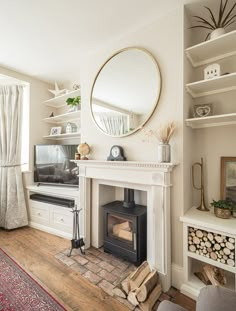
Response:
[66,96,81,107]
[210,199,236,210]
[191,0,236,40]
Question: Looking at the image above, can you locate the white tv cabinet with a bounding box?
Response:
[26,185,80,239]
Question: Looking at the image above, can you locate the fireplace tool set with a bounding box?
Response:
[67,206,85,257]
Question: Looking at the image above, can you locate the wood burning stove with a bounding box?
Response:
[103,189,147,265]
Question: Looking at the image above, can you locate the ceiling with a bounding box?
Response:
[0,0,199,84]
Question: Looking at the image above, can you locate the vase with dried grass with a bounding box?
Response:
[157,122,175,163]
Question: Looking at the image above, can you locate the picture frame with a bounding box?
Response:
[193,103,213,118]
[221,157,236,202]
[50,126,62,136]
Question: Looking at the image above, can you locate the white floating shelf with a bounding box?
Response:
[186,73,236,98]
[185,30,236,67]
[43,90,80,108]
[43,132,80,140]
[43,111,81,124]
[185,113,236,129]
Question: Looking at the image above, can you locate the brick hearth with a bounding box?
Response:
[55,247,192,311]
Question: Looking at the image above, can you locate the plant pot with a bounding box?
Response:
[214,207,231,219]
[210,28,226,40]
[68,105,80,113]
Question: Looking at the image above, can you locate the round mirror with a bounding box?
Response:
[90,47,161,137]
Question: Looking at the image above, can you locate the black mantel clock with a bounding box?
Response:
[107,145,126,161]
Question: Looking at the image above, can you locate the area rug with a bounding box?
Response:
[0,248,66,311]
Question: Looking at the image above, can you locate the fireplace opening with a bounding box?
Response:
[103,188,147,265]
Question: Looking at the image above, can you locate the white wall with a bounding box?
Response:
[79,7,185,269]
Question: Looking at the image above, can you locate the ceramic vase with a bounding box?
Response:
[210,28,226,40]
[157,143,171,163]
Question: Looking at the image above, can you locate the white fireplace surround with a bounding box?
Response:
[73,160,176,291]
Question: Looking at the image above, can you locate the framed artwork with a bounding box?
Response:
[221,157,236,202]
[50,126,62,136]
[193,103,213,118]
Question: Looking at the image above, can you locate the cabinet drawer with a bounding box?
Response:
[30,205,50,225]
[50,207,73,234]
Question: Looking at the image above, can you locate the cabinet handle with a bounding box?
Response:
[60,218,64,222]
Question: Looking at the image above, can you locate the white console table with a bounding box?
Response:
[180,207,236,300]
[26,185,80,239]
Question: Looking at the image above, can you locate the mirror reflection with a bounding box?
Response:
[90,48,161,137]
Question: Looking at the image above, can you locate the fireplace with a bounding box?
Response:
[73,160,176,291]
[103,189,147,265]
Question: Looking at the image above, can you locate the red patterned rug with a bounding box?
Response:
[0,248,66,311]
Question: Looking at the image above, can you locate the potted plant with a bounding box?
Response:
[66,96,81,112]
[157,122,176,163]
[190,0,236,40]
[210,199,233,219]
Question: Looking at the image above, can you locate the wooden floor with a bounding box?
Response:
[0,227,196,311]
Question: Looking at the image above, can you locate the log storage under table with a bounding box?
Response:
[188,227,235,267]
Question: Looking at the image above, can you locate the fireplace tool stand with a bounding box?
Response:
[67,206,85,257]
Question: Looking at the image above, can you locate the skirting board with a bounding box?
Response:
[29,222,72,240]
[172,263,184,290]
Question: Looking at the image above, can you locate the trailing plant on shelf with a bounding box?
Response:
[190,0,236,40]
[66,96,81,107]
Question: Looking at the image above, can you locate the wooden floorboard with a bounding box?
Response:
[0,226,196,311]
[0,226,129,311]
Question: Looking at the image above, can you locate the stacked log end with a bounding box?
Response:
[188,227,235,267]
[112,261,162,311]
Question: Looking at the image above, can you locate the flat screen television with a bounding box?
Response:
[34,145,79,186]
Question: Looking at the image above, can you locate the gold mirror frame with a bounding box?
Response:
[90,47,162,137]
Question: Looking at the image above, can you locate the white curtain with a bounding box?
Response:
[0,85,28,229]
[96,113,128,136]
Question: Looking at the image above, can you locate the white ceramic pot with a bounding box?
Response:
[210,28,226,40]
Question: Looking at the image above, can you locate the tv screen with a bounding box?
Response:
[34,145,79,186]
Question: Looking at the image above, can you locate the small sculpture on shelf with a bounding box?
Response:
[204,64,221,80]
[65,122,77,134]
[49,112,54,118]
[48,81,66,97]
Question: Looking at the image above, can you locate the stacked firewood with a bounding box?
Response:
[188,227,235,267]
[113,261,162,311]
[195,264,227,286]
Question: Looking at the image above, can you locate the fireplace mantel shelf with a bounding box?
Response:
[72,160,177,172]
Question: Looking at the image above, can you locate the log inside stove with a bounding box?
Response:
[108,216,133,242]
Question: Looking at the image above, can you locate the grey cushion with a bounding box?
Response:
[196,285,236,311]
[157,300,187,311]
